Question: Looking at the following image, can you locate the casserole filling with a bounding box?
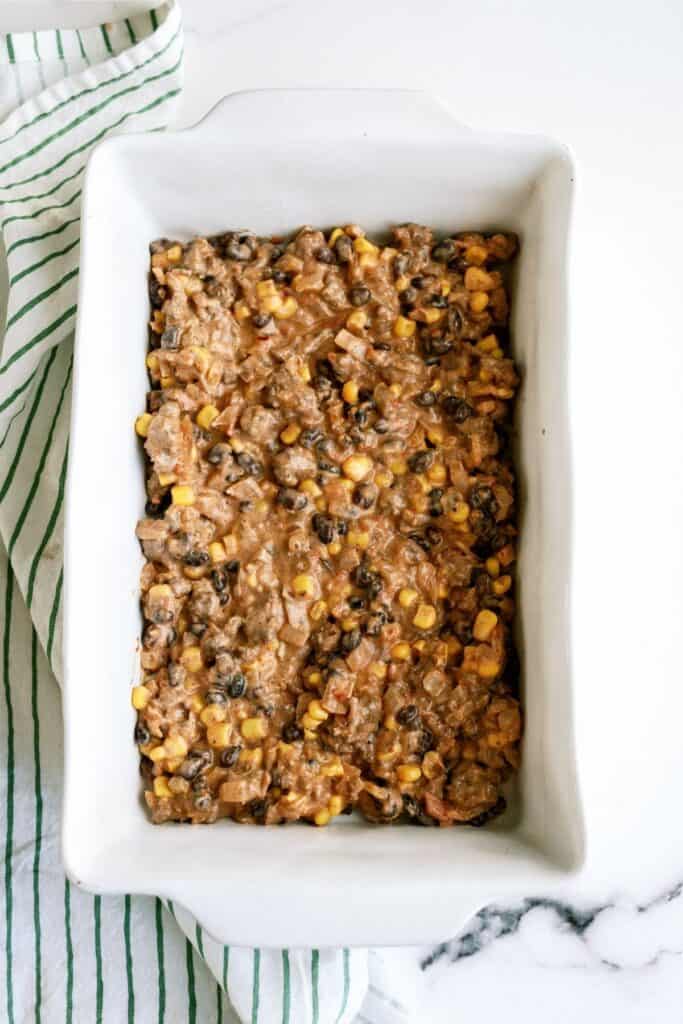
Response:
[134,223,521,827]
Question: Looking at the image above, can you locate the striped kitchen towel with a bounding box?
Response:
[0,3,413,1022]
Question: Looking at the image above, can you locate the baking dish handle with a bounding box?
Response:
[186,89,471,145]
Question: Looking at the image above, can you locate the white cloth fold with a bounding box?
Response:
[0,4,414,1021]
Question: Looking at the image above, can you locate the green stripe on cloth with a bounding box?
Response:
[75,29,89,65]
[0,366,36,414]
[26,442,68,608]
[281,950,290,1024]
[223,945,229,991]
[64,881,74,1024]
[94,895,103,1023]
[125,19,138,46]
[0,404,26,451]
[2,163,84,209]
[5,216,80,257]
[124,895,135,1023]
[6,34,15,64]
[151,9,160,30]
[100,25,114,56]
[195,922,204,957]
[251,949,260,1024]
[10,236,80,286]
[5,266,78,331]
[0,305,76,378]
[3,571,16,1024]
[0,346,57,501]
[46,567,62,669]
[186,939,197,1024]
[55,30,64,62]
[30,628,43,1024]
[1,188,81,230]
[155,898,166,1024]
[335,950,351,1024]
[216,983,223,1024]
[311,950,320,1024]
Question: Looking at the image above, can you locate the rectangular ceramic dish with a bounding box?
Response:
[63,89,584,947]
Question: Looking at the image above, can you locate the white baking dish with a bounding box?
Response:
[63,89,583,947]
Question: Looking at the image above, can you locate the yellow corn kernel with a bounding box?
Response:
[208,541,225,565]
[446,636,462,657]
[315,498,327,512]
[394,315,416,339]
[426,424,445,445]
[165,734,188,758]
[422,307,444,325]
[358,252,378,269]
[160,375,175,390]
[429,379,443,393]
[466,244,488,266]
[469,291,489,313]
[168,776,189,795]
[234,302,251,321]
[154,776,173,798]
[135,413,152,438]
[314,808,331,826]
[384,714,398,731]
[148,583,172,601]
[375,470,393,488]
[369,661,388,679]
[342,381,360,405]
[427,463,447,485]
[293,574,315,597]
[200,704,227,726]
[440,279,451,296]
[396,763,422,784]
[321,760,344,778]
[146,353,160,374]
[307,671,323,685]
[395,275,411,292]
[189,694,204,714]
[448,501,470,523]
[346,311,368,331]
[353,236,379,256]
[473,609,498,641]
[327,540,342,556]
[464,266,494,290]
[171,485,195,507]
[389,383,403,398]
[303,729,317,741]
[299,478,322,498]
[190,346,210,373]
[492,347,504,359]
[148,745,167,763]
[346,530,370,550]
[247,573,258,588]
[274,296,298,319]
[301,714,320,731]
[241,717,268,741]
[328,227,343,245]
[340,617,356,633]
[158,472,176,487]
[181,646,203,673]
[338,478,355,495]
[398,588,418,609]
[413,639,426,653]
[239,747,264,769]
[328,795,344,817]
[206,722,232,748]
[196,404,219,431]
[166,244,182,263]
[298,363,311,383]
[309,600,328,622]
[413,604,437,630]
[493,574,512,596]
[256,279,278,299]
[131,685,150,710]
[342,454,373,481]
[486,556,500,578]
[280,422,301,445]
[184,564,207,581]
[478,657,500,680]
[389,458,408,476]
[477,334,498,353]
[308,699,329,722]
[391,642,411,662]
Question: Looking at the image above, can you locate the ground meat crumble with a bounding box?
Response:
[133,223,522,828]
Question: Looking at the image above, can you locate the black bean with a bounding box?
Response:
[441,395,473,422]
[455,622,473,645]
[447,305,464,336]
[223,232,256,261]
[396,704,421,729]
[470,485,497,510]
[221,745,242,768]
[411,275,426,288]
[227,672,247,698]
[414,390,437,407]
[194,794,213,812]
[179,755,207,780]
[315,358,339,382]
[150,607,173,625]
[205,687,228,705]
[282,722,304,743]
[226,560,240,574]
[315,437,333,455]
[252,312,272,329]
[373,343,391,352]
[424,356,441,367]
[432,239,456,263]
[400,286,418,306]
[236,452,263,476]
[352,563,374,588]
[191,774,207,792]
[349,595,365,610]
[211,569,229,592]
[134,722,150,745]
[425,526,443,547]
[467,796,506,828]
[312,376,334,399]
[409,532,431,553]
[351,405,369,427]
[423,334,452,357]
[207,443,232,465]
[349,284,371,306]
[190,622,207,638]
[408,450,434,473]
[149,275,166,309]
[317,458,341,475]
[353,483,377,509]
[416,728,435,755]
[428,487,444,502]
[335,235,354,263]
[429,505,443,518]
[273,269,292,284]
[403,794,436,827]
[249,798,267,819]
[340,628,361,653]
[334,519,348,537]
[145,493,171,518]
[368,578,383,599]
[277,488,308,511]
[374,418,390,434]
[312,514,337,544]
[299,428,322,448]
[316,246,336,264]
[184,550,209,567]
[429,294,448,309]
[160,326,180,350]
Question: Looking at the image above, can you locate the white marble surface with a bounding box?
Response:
[5,0,683,1019]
